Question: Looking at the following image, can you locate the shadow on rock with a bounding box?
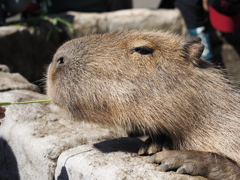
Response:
[0,137,20,180]
[94,137,143,153]
[57,166,69,180]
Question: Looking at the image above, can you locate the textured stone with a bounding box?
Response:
[55,143,205,180]
[67,8,184,37]
[0,64,10,73]
[0,71,37,91]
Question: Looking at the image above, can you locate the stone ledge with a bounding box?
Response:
[55,142,205,180]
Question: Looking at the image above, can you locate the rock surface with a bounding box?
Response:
[0,68,206,180]
[65,8,185,37]
[0,71,37,92]
[56,143,205,180]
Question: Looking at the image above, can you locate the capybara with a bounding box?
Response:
[47,31,240,180]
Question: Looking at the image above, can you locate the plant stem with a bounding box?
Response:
[0,99,52,106]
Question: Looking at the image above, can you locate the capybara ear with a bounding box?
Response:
[181,37,204,65]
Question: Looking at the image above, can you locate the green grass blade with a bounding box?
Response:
[0,102,12,106]
[0,99,52,106]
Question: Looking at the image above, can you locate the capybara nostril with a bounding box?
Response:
[53,55,71,67]
[56,56,66,65]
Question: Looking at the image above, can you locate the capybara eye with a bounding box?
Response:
[131,46,154,55]
[57,57,65,65]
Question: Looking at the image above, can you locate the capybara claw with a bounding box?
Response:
[151,150,240,180]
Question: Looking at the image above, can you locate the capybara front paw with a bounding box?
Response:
[149,150,240,180]
[138,135,172,155]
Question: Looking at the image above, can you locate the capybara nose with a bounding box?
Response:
[53,54,70,67]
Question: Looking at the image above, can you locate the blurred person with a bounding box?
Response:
[0,0,133,23]
[0,0,30,24]
[207,0,240,33]
[24,0,132,16]
[159,0,214,63]
[176,0,214,62]
[158,0,175,9]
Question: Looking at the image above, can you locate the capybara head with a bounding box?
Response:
[46,31,234,138]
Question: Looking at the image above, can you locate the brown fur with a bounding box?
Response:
[47,31,240,179]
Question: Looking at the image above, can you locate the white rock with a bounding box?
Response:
[55,143,204,180]
[0,71,37,91]
[67,8,185,37]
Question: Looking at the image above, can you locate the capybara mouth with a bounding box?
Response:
[46,63,56,101]
[46,64,65,107]
[46,53,72,106]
